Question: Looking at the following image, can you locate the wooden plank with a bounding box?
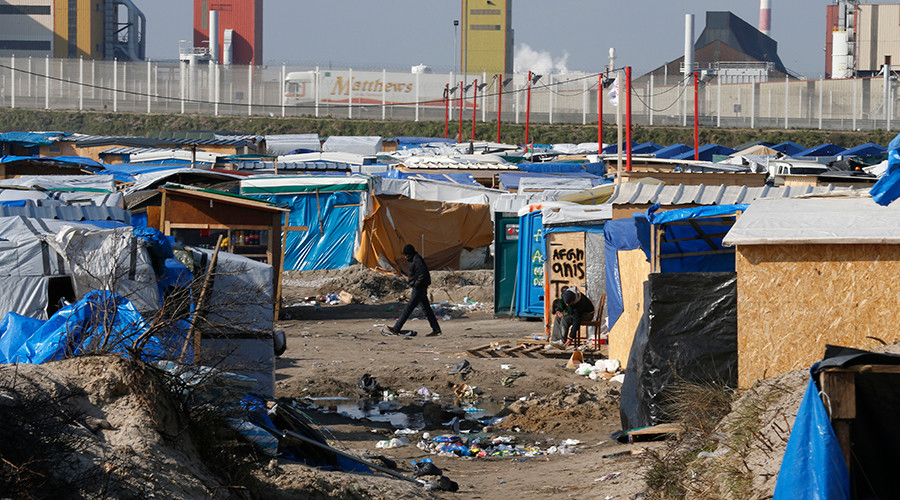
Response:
[608,249,650,368]
[627,422,683,437]
[736,243,900,388]
[819,371,856,419]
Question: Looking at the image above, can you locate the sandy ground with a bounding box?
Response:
[272,269,659,499]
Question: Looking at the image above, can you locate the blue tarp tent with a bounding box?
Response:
[516,162,606,175]
[382,169,481,186]
[795,144,846,157]
[672,144,737,162]
[514,210,546,318]
[241,175,370,271]
[840,142,886,157]
[633,142,664,155]
[654,143,693,159]
[771,141,807,156]
[602,141,639,154]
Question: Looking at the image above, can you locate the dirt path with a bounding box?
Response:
[274,288,656,499]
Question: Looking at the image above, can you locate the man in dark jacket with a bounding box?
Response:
[550,287,594,347]
[383,244,442,336]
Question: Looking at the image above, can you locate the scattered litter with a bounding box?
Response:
[501,371,526,387]
[697,449,728,459]
[610,374,625,383]
[575,359,621,380]
[500,364,513,370]
[416,387,432,397]
[375,437,409,449]
[338,291,354,304]
[449,359,473,376]
[595,472,622,482]
[394,428,419,435]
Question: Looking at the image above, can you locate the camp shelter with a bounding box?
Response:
[671,144,737,162]
[355,195,493,275]
[0,132,69,156]
[264,134,321,155]
[605,204,744,367]
[152,184,288,306]
[240,175,371,271]
[539,203,612,339]
[322,136,383,155]
[375,175,504,206]
[0,216,159,321]
[722,194,900,388]
[0,156,102,178]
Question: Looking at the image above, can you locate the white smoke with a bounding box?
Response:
[514,43,570,75]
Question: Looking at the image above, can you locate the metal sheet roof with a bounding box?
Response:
[0,205,131,223]
[608,182,860,206]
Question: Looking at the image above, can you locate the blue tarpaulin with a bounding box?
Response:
[0,155,103,168]
[0,132,66,148]
[497,172,607,190]
[516,162,606,175]
[840,142,886,157]
[0,291,186,364]
[254,192,361,270]
[602,141,639,154]
[773,376,850,500]
[672,144,737,162]
[515,211,545,318]
[603,218,642,331]
[772,141,807,156]
[870,133,900,206]
[633,142,664,155]
[634,204,746,273]
[795,144,847,157]
[654,143,693,159]
[382,169,481,186]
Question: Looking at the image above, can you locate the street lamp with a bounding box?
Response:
[453,20,459,75]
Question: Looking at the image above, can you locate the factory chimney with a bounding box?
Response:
[759,0,771,36]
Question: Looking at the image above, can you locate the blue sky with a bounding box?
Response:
[140,1,827,78]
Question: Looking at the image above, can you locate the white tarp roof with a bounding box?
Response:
[278,151,372,166]
[518,177,595,192]
[0,175,117,193]
[375,177,502,205]
[721,193,900,246]
[551,143,603,155]
[128,149,221,164]
[265,134,321,155]
[492,192,559,214]
[126,169,244,193]
[399,154,515,169]
[323,136,383,155]
[541,202,613,226]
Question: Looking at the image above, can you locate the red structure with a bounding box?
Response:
[193,0,263,65]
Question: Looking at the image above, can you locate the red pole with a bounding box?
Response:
[444,84,449,139]
[525,71,532,148]
[496,75,503,143]
[458,81,464,143]
[472,78,478,142]
[598,72,603,154]
[625,66,632,172]
[693,71,700,161]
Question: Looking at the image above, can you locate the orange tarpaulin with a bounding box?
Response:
[355,195,493,273]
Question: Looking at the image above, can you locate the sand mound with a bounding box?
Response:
[498,383,620,434]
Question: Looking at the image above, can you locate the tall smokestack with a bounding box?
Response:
[684,14,694,77]
[209,10,219,63]
[759,0,771,36]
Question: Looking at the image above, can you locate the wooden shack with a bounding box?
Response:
[153,184,289,309]
[723,195,900,388]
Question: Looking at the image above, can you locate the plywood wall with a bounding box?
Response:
[546,232,587,300]
[608,248,651,367]
[737,243,900,388]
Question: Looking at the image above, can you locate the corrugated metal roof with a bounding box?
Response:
[235,161,351,171]
[0,205,131,223]
[73,134,252,148]
[608,183,860,206]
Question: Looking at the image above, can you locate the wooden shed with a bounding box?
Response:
[153,184,289,310]
[723,195,900,388]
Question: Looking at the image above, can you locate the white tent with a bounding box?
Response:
[322,136,383,155]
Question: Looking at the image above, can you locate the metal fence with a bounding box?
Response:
[0,56,898,133]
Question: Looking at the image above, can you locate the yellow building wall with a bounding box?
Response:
[53,0,105,59]
[462,0,511,76]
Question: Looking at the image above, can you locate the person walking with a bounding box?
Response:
[383,244,442,337]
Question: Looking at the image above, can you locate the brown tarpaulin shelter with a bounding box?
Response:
[355,195,493,273]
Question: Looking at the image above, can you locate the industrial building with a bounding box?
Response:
[639,10,789,86]
[192,0,263,66]
[825,1,900,78]
[460,0,513,76]
[0,0,145,61]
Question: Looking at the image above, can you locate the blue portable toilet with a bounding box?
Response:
[515,210,546,318]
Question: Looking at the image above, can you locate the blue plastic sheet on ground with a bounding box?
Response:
[253,191,360,270]
[773,375,850,500]
[0,290,187,364]
[870,133,900,206]
[603,218,642,331]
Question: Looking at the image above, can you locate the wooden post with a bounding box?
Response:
[180,234,224,362]
[819,370,856,470]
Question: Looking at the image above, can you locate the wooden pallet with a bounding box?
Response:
[465,340,551,358]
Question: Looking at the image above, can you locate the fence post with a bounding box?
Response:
[10,55,14,109]
[315,66,319,118]
[382,68,387,120]
[248,64,253,116]
[818,78,823,129]
[548,74,554,125]
[27,56,32,97]
[147,59,151,113]
[45,56,50,110]
[180,61,185,114]
[91,59,95,100]
[415,70,420,122]
[717,76,721,127]
[751,82,756,128]
[482,70,487,122]
[281,63,286,117]
[582,77,587,125]
[348,67,353,119]
[648,75,653,126]
[783,75,788,129]
[79,56,83,110]
[852,76,857,130]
